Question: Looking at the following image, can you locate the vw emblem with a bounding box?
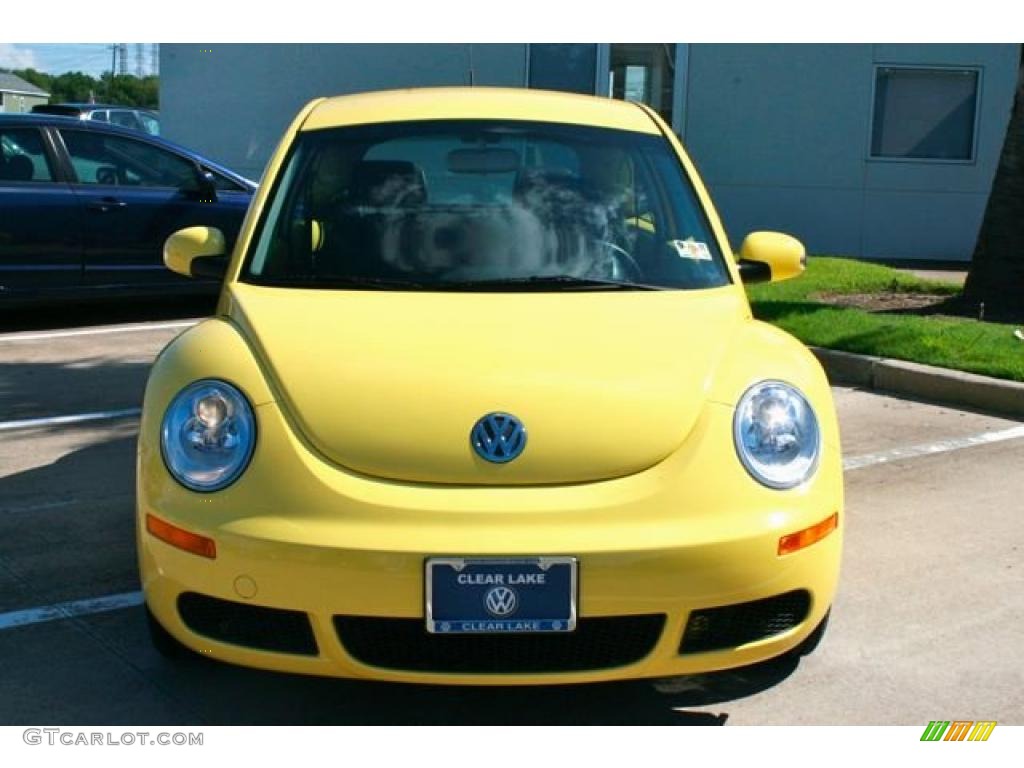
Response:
[484,586,518,617]
[470,412,527,463]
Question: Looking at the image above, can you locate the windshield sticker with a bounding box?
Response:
[670,240,712,261]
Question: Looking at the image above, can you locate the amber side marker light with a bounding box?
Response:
[778,513,838,556]
[146,514,217,559]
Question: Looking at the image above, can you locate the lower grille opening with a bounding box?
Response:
[177,592,318,656]
[680,590,811,654]
[335,614,665,673]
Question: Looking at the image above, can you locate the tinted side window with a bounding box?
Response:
[137,113,160,136]
[0,127,55,182]
[108,110,142,131]
[62,131,196,188]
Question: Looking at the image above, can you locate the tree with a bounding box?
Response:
[962,45,1024,315]
[1,67,158,109]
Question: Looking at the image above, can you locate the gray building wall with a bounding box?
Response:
[684,44,1019,261]
[161,44,526,180]
[160,43,1019,261]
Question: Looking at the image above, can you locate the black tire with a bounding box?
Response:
[792,608,831,657]
[146,605,194,661]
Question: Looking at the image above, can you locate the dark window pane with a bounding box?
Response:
[609,44,676,126]
[109,110,141,131]
[528,44,597,95]
[63,130,196,187]
[871,68,979,160]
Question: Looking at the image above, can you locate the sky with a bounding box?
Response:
[0,44,157,78]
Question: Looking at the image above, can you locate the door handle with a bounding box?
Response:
[87,197,128,213]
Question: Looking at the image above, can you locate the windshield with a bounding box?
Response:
[244,120,731,291]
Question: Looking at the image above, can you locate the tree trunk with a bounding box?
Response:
[963,45,1024,314]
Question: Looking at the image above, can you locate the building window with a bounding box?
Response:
[528,44,597,95]
[609,44,676,127]
[870,66,980,162]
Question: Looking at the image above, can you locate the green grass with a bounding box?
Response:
[747,257,1024,383]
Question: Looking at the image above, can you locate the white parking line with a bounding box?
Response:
[843,424,1024,471]
[0,320,198,343]
[0,591,143,631]
[0,408,141,433]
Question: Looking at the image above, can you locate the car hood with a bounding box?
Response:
[228,283,747,485]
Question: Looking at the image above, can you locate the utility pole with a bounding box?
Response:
[150,44,159,77]
[118,44,129,76]
[135,44,144,78]
[109,44,117,101]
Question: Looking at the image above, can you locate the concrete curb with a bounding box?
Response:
[810,347,1024,419]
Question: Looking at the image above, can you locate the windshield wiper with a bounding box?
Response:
[440,275,664,291]
[250,275,435,290]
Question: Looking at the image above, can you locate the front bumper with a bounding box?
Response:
[138,397,843,685]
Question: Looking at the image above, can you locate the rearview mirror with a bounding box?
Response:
[737,231,806,284]
[164,226,228,279]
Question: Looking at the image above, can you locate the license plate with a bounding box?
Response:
[425,557,577,634]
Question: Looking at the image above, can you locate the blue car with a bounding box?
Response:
[0,113,256,304]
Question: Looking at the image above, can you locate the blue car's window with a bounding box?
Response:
[62,130,196,188]
[246,120,731,291]
[0,128,55,183]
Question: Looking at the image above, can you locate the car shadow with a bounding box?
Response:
[129,638,801,725]
[0,294,217,334]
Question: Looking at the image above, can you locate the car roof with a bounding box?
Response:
[301,87,661,135]
[39,103,157,112]
[0,113,252,188]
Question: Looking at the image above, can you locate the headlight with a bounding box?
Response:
[161,380,256,492]
[733,380,820,489]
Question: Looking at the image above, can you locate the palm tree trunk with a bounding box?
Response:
[963,45,1024,312]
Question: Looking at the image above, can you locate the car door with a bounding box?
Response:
[0,125,83,296]
[57,127,247,288]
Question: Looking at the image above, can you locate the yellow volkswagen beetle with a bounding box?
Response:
[138,87,842,684]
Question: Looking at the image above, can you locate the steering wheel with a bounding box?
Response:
[600,240,644,283]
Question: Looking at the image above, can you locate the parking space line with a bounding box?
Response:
[0,591,143,631]
[0,408,141,433]
[843,424,1024,471]
[0,320,198,343]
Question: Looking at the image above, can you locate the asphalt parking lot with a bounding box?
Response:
[0,303,1022,726]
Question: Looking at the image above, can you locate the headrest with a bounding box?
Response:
[352,160,427,206]
[513,168,582,198]
[1,154,34,182]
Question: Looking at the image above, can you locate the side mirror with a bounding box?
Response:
[186,165,218,203]
[164,226,228,279]
[736,231,806,284]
